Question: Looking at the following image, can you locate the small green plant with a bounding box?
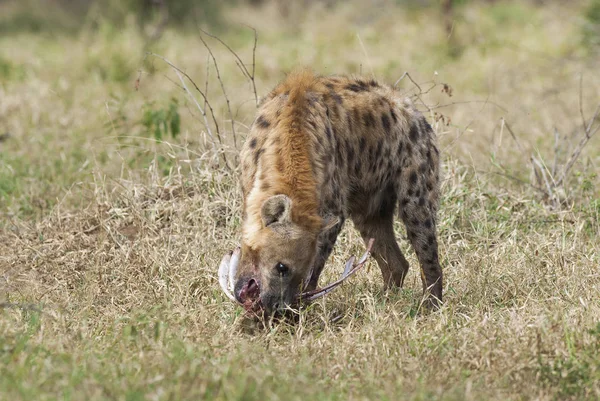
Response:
[583,0,600,50]
[141,98,181,141]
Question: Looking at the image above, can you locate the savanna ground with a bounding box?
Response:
[1,0,600,400]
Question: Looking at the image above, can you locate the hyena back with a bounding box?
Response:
[234,70,442,314]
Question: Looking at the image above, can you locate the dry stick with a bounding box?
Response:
[503,118,528,157]
[394,71,422,92]
[198,32,239,151]
[488,170,549,195]
[204,53,210,113]
[556,105,600,187]
[431,100,508,113]
[531,155,554,200]
[552,127,560,178]
[198,26,259,106]
[578,73,586,130]
[146,52,230,168]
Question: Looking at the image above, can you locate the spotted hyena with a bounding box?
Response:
[234,70,442,315]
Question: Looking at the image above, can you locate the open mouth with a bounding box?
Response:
[218,239,374,314]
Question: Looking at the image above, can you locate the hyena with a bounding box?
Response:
[234,70,442,315]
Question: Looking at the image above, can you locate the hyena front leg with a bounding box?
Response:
[305,217,345,291]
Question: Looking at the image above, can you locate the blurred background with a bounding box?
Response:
[0,0,599,216]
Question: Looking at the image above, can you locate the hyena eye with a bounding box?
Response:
[275,262,289,276]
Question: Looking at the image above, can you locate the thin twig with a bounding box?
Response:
[146,53,218,142]
[394,71,422,92]
[198,25,259,106]
[531,155,554,200]
[552,127,560,178]
[579,73,586,130]
[486,170,548,195]
[502,118,527,156]
[198,31,239,151]
[556,103,600,187]
[431,100,508,113]
[146,52,231,169]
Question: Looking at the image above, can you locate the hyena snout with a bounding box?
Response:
[234,275,260,305]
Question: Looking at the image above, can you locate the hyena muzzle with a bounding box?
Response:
[232,70,442,315]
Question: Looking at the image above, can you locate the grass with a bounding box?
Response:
[1,0,599,400]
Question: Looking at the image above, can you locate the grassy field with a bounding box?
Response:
[1,0,600,400]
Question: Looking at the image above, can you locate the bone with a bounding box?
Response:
[357,238,375,265]
[342,256,356,279]
[298,238,374,302]
[229,247,241,293]
[218,252,237,302]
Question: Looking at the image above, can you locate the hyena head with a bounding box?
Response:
[234,194,321,315]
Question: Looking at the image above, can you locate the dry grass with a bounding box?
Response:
[1,1,600,400]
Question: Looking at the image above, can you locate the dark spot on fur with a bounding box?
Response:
[424,219,432,229]
[409,171,418,185]
[346,80,369,92]
[418,196,426,206]
[382,113,391,131]
[347,143,355,164]
[411,218,420,226]
[364,111,376,128]
[421,118,433,133]
[261,181,270,191]
[390,109,398,124]
[256,115,271,129]
[254,148,264,165]
[326,125,332,141]
[428,234,435,246]
[359,137,366,149]
[249,138,257,149]
[326,82,335,89]
[353,108,362,127]
[397,141,403,154]
[330,92,343,105]
[384,146,390,159]
[354,159,362,175]
[375,140,383,160]
[409,122,419,142]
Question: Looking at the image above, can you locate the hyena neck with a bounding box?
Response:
[242,72,325,246]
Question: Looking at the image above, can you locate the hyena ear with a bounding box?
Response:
[321,215,340,232]
[261,194,292,227]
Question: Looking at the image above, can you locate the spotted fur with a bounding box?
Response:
[235,70,442,312]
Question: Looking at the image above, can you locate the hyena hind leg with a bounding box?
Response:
[397,186,443,309]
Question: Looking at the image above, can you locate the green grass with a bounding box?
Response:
[1,0,599,400]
